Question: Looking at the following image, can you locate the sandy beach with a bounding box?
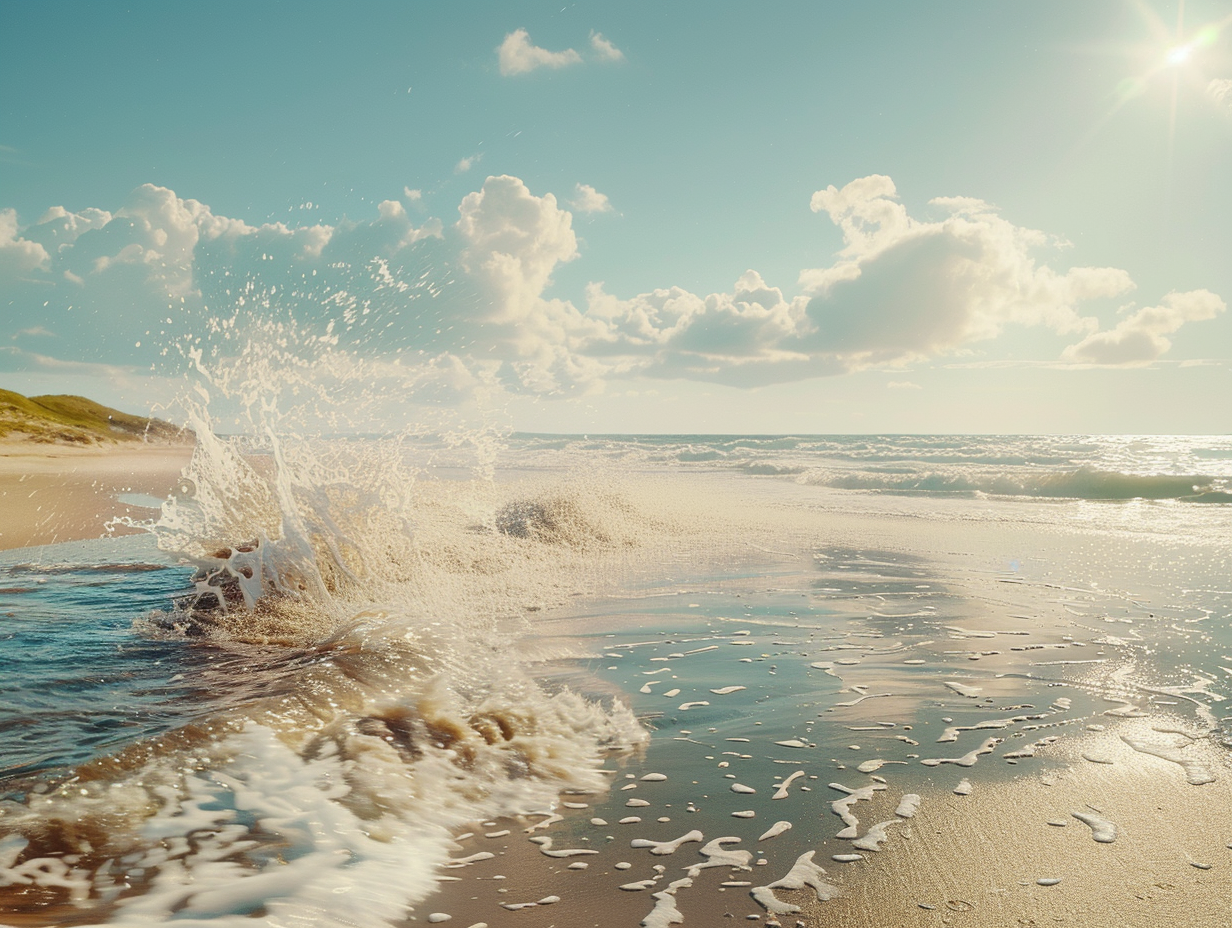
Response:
[406,486,1232,928]
[0,441,193,550]
[0,442,1227,928]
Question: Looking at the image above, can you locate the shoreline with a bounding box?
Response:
[410,493,1232,928]
[0,454,1227,927]
[412,726,1231,928]
[0,440,193,550]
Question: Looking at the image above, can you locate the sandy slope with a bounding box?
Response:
[0,441,193,549]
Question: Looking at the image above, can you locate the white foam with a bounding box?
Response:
[678,701,710,710]
[832,692,891,707]
[731,783,757,794]
[944,681,983,698]
[758,821,792,841]
[684,837,752,876]
[828,781,886,839]
[630,830,704,856]
[711,686,747,695]
[524,812,563,832]
[622,879,659,891]
[852,820,897,851]
[894,794,921,819]
[936,718,1020,743]
[772,770,806,800]
[1071,811,1118,843]
[856,758,907,773]
[528,837,599,858]
[1082,752,1115,765]
[640,876,692,928]
[1120,733,1217,785]
[920,736,1000,768]
[751,851,837,915]
[446,851,497,868]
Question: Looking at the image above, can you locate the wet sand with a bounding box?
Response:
[808,732,1232,928]
[412,730,1231,928]
[410,497,1232,928]
[0,441,192,549]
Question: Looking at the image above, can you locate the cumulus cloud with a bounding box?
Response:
[582,271,815,385]
[1060,290,1226,365]
[457,174,579,319]
[0,209,50,275]
[454,175,611,390]
[590,31,625,62]
[2,173,1222,401]
[0,184,442,365]
[498,28,583,76]
[797,175,1132,368]
[569,183,614,213]
[1208,78,1232,107]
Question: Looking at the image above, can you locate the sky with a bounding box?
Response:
[2,0,1231,434]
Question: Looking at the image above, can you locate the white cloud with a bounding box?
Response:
[457,174,580,320]
[403,187,423,204]
[582,271,815,385]
[3,173,1221,402]
[13,326,55,339]
[795,175,1131,368]
[1208,78,1232,107]
[1060,290,1226,365]
[1,184,444,368]
[0,208,50,275]
[23,205,112,253]
[590,31,625,62]
[887,380,922,390]
[498,28,583,76]
[569,183,614,213]
[454,153,483,174]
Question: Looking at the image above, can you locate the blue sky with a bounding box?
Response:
[2,1,1230,433]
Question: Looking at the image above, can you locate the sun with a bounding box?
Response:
[1165,43,1193,67]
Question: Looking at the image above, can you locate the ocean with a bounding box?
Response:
[1,432,1230,927]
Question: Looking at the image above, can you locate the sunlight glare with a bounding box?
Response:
[1165,43,1192,66]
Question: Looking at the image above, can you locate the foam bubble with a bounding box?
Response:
[751,851,837,915]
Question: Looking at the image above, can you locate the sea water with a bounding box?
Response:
[1,432,1230,926]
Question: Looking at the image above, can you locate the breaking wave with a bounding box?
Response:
[806,465,1232,502]
[0,319,666,927]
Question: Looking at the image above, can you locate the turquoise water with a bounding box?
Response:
[0,538,193,782]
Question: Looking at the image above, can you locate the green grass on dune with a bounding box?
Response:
[0,388,187,445]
